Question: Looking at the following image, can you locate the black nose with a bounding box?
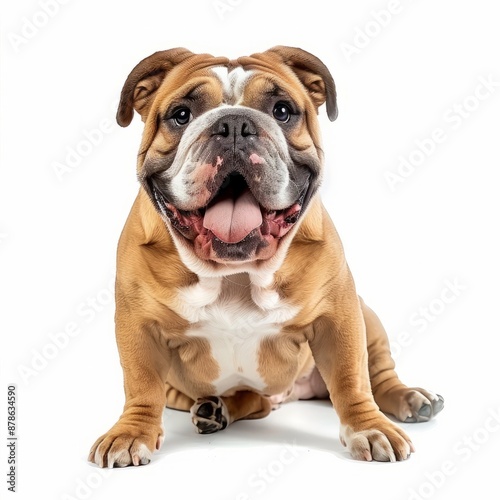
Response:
[211,115,258,143]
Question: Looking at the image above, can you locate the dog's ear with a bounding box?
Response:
[117,48,195,127]
[266,46,338,121]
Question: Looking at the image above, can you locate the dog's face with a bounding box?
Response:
[117,47,337,268]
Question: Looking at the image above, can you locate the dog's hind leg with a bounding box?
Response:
[361,297,444,423]
[190,391,272,434]
[165,382,194,411]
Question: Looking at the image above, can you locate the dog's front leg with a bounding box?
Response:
[88,316,168,468]
[310,285,414,462]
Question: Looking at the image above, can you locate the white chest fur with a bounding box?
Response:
[176,273,298,395]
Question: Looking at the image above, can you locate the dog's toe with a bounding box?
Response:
[191,397,228,434]
[89,427,159,468]
[433,394,445,414]
[341,420,412,462]
[403,390,444,423]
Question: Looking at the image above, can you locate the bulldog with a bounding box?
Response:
[88,46,443,468]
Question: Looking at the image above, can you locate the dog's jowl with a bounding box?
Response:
[88,46,444,468]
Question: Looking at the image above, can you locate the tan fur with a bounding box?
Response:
[89,47,442,468]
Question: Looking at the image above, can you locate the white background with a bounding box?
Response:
[1,1,499,499]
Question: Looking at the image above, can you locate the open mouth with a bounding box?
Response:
[148,172,308,256]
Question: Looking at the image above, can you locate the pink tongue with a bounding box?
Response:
[203,188,263,243]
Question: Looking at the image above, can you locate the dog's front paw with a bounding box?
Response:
[88,422,164,468]
[191,396,228,434]
[340,417,414,462]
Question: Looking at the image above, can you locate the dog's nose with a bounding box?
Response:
[211,115,258,143]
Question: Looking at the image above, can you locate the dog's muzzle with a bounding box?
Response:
[144,109,316,263]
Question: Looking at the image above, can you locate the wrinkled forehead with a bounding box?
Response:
[211,66,252,105]
[153,59,309,111]
[214,65,310,108]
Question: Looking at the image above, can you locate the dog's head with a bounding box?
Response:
[117,46,337,269]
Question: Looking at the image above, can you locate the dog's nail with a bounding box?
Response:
[156,436,164,450]
[132,454,140,466]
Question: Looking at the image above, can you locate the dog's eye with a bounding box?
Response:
[171,107,192,126]
[272,102,292,123]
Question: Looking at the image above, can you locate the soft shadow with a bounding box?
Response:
[156,400,351,461]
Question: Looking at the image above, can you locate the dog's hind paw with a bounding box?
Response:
[191,396,228,434]
[402,389,444,423]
